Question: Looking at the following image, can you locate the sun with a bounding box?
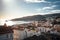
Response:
[5,20,14,26]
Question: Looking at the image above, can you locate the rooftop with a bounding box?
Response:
[0,26,13,35]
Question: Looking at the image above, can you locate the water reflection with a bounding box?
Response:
[13,21,31,25]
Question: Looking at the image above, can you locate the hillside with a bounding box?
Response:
[44,13,60,19]
[11,13,60,21]
[11,15,46,21]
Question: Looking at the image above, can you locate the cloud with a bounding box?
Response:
[43,5,56,10]
[36,5,56,12]
[35,5,60,15]
[53,1,60,4]
[36,13,48,15]
[25,0,45,2]
[49,10,60,13]
[43,7,53,10]
[24,0,50,3]
[36,10,60,15]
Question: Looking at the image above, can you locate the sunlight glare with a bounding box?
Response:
[0,19,14,26]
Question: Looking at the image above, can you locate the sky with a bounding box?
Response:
[0,0,60,20]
